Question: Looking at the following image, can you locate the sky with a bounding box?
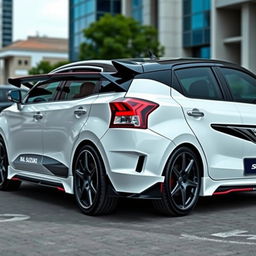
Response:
[13,0,68,41]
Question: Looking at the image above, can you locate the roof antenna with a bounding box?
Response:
[148,50,158,60]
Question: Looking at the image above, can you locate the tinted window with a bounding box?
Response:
[20,89,28,100]
[175,67,223,100]
[61,80,99,100]
[26,81,60,104]
[0,89,11,101]
[99,79,131,93]
[221,68,256,103]
[136,70,172,87]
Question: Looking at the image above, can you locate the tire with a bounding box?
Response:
[0,138,21,191]
[153,146,201,216]
[73,144,117,216]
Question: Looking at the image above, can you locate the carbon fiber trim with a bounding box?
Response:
[13,154,68,178]
[13,175,65,190]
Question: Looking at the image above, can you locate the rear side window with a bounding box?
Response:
[220,68,256,103]
[26,81,61,104]
[61,80,99,100]
[175,67,223,100]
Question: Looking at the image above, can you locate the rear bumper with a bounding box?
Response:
[100,128,175,194]
[201,176,256,196]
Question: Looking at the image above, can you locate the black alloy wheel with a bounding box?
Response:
[153,146,201,216]
[0,139,21,190]
[73,144,117,215]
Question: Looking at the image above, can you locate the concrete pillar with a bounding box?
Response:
[142,0,158,27]
[211,0,218,59]
[241,3,256,72]
[158,0,183,57]
[211,0,241,64]
[142,0,152,25]
[121,0,131,16]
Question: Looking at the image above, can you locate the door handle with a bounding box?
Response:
[33,112,43,120]
[74,107,87,118]
[187,108,204,118]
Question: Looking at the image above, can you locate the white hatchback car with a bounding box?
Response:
[1,58,256,216]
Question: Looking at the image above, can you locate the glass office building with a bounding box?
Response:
[69,0,121,61]
[2,0,13,47]
[183,0,211,58]
[131,0,143,23]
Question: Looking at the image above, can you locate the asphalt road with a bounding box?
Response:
[0,183,256,256]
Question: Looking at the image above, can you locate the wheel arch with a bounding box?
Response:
[71,138,111,180]
[0,132,8,158]
[72,140,102,174]
[162,142,205,179]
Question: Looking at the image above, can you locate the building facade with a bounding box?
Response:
[122,0,184,58]
[69,0,121,61]
[183,0,211,58]
[1,0,13,47]
[70,0,186,59]
[121,0,211,58]
[212,0,256,72]
[0,36,68,84]
[69,0,256,73]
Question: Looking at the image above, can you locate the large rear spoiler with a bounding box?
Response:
[100,60,143,91]
[8,72,100,89]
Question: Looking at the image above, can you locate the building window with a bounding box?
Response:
[24,60,28,65]
[183,0,211,57]
[192,46,210,59]
[192,13,204,29]
[69,0,121,61]
[18,60,22,65]
[131,0,143,23]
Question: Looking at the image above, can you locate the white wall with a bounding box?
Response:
[158,0,183,57]
[0,50,68,66]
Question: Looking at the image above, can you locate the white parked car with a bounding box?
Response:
[1,58,256,216]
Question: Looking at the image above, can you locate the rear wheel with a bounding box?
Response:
[73,144,117,215]
[0,139,21,191]
[153,146,201,216]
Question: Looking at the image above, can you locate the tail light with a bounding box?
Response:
[109,98,159,129]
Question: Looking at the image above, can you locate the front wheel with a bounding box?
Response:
[73,144,117,216]
[153,146,201,216]
[0,139,21,191]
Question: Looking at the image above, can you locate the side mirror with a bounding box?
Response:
[8,90,22,104]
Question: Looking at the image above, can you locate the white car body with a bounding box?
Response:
[1,58,256,215]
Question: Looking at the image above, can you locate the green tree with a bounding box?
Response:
[29,60,69,75]
[79,14,164,60]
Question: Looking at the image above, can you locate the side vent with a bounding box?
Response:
[135,156,146,173]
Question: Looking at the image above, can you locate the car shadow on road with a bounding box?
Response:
[7,182,256,223]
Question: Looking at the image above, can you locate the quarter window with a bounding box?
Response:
[220,68,256,103]
[175,67,223,100]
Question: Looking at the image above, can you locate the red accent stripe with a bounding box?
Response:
[57,187,65,192]
[213,188,254,195]
[160,183,164,193]
[11,177,20,181]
